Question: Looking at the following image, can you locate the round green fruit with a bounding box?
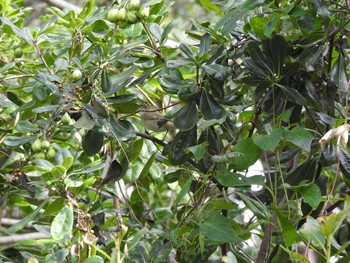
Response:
[14,47,23,58]
[72,69,82,80]
[137,6,150,19]
[61,112,71,124]
[35,152,46,159]
[107,9,119,22]
[127,11,137,23]
[41,140,51,149]
[32,140,42,152]
[46,148,56,159]
[129,0,141,10]
[116,8,127,21]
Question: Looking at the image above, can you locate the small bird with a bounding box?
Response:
[140,110,175,134]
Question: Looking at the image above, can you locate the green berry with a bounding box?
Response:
[137,6,150,19]
[72,69,82,80]
[129,0,141,10]
[61,112,71,124]
[32,140,42,152]
[107,9,119,22]
[127,11,137,23]
[41,140,51,149]
[14,47,23,58]
[35,152,46,159]
[116,8,127,21]
[46,148,56,159]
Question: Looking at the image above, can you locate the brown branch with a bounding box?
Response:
[135,131,166,146]
[0,232,49,244]
[40,0,82,12]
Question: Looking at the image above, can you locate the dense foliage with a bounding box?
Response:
[1,0,350,262]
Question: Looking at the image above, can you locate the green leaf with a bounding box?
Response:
[78,0,95,19]
[216,171,265,187]
[263,16,278,38]
[185,143,208,162]
[82,130,104,156]
[284,127,313,151]
[331,52,348,94]
[168,126,197,165]
[278,85,306,105]
[179,43,195,60]
[200,213,239,243]
[211,199,238,210]
[51,205,74,240]
[173,177,193,209]
[138,152,156,182]
[214,9,241,35]
[83,256,104,263]
[8,200,48,233]
[110,119,136,141]
[33,85,50,102]
[15,121,37,133]
[62,156,74,170]
[199,0,222,15]
[43,198,65,216]
[298,183,321,210]
[173,102,198,131]
[199,89,225,120]
[64,176,84,187]
[272,204,299,247]
[161,20,177,44]
[199,33,211,57]
[101,68,112,93]
[3,135,37,147]
[51,165,67,177]
[270,34,287,75]
[149,23,163,43]
[74,110,95,130]
[231,138,262,171]
[253,127,283,151]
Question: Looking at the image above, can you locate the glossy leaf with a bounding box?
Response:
[273,204,299,247]
[3,135,37,147]
[199,89,225,120]
[51,205,73,240]
[331,52,348,94]
[278,85,306,105]
[110,119,135,141]
[173,102,198,131]
[101,69,112,93]
[216,171,264,187]
[82,130,104,156]
[270,34,287,75]
[298,183,321,210]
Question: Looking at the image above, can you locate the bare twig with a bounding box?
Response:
[135,131,167,146]
[0,232,50,244]
[40,0,82,12]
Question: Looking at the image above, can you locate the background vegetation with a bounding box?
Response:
[0,0,350,262]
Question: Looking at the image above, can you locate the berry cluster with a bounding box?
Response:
[106,0,150,28]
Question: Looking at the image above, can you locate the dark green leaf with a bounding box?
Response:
[179,43,195,60]
[200,213,239,243]
[246,41,273,72]
[15,121,37,133]
[331,52,348,94]
[82,130,104,156]
[173,102,198,131]
[270,34,287,75]
[199,33,211,57]
[101,68,112,93]
[278,85,306,105]
[199,89,225,120]
[339,147,350,179]
[168,126,197,165]
[33,85,50,102]
[110,119,136,141]
[161,20,177,44]
[263,16,278,38]
[83,256,104,263]
[199,0,222,15]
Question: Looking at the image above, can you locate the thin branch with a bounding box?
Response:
[40,0,82,12]
[135,131,167,146]
[0,232,49,244]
